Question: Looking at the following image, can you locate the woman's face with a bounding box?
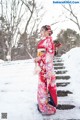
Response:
[40,28,49,38]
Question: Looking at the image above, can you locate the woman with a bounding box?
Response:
[34,25,57,115]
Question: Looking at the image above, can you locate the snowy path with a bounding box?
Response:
[0,57,80,120]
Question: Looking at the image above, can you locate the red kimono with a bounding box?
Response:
[37,36,58,115]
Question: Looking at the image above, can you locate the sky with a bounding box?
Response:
[36,0,80,39]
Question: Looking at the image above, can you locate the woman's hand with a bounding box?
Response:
[34,57,40,63]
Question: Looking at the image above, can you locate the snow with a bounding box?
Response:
[0,59,4,63]
[61,47,80,107]
[0,47,80,119]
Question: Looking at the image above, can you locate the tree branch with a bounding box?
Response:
[20,0,32,13]
[62,4,80,31]
[23,0,35,32]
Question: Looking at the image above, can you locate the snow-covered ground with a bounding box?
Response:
[61,47,80,107]
[0,47,80,120]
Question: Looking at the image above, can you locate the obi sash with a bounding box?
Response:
[37,48,46,57]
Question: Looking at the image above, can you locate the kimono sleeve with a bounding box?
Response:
[46,37,55,63]
[45,37,55,89]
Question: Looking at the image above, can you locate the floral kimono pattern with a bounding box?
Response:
[37,36,57,115]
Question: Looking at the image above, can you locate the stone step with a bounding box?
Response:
[53,60,63,63]
[56,82,70,87]
[57,104,75,110]
[55,70,67,74]
[54,66,65,70]
[57,90,73,97]
[54,57,62,59]
[56,75,70,80]
[54,63,64,66]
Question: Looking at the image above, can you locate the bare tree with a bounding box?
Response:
[0,0,26,60]
[18,0,46,59]
[62,4,80,31]
[0,0,46,60]
[20,0,35,33]
[0,0,6,60]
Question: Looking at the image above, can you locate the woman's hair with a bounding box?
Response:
[41,25,53,36]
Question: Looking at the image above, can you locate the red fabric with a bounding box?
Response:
[37,36,55,55]
[49,85,58,107]
[37,39,45,49]
[37,36,57,114]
